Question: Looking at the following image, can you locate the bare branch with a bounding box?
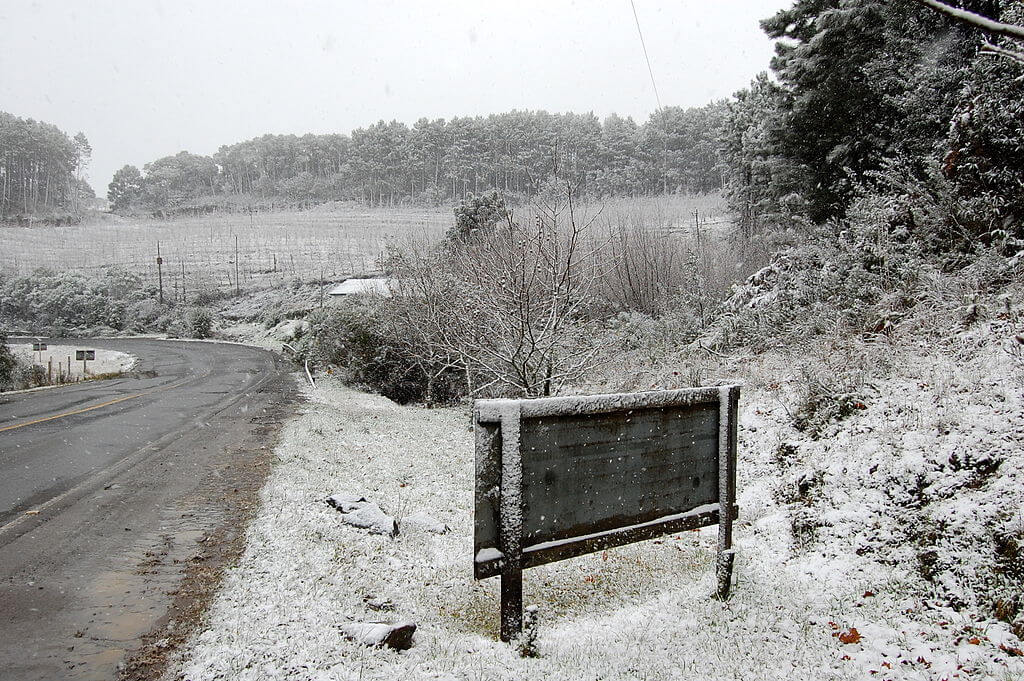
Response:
[980,39,1024,64]
[913,0,1024,42]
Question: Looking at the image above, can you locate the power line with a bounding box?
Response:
[630,0,662,111]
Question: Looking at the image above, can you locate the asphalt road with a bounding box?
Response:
[0,338,296,680]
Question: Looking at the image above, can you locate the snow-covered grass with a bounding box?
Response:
[172,324,1023,680]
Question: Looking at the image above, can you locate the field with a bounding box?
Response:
[0,195,729,298]
[0,204,450,296]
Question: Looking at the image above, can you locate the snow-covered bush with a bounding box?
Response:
[303,299,465,405]
[715,208,924,352]
[0,332,18,390]
[186,306,214,339]
[0,266,166,334]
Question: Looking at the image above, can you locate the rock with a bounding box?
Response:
[327,492,367,511]
[402,511,449,534]
[326,493,398,536]
[339,621,416,650]
[363,595,395,612]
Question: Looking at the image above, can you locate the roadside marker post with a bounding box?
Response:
[76,349,96,375]
[473,385,740,642]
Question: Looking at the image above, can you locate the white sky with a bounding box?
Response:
[0,0,790,192]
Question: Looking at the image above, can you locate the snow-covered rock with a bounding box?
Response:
[270,318,309,341]
[326,493,398,536]
[339,621,416,650]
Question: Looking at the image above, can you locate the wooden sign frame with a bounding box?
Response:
[473,385,739,642]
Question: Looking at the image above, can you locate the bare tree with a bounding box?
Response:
[391,184,609,397]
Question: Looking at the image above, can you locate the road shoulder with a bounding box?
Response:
[118,371,300,681]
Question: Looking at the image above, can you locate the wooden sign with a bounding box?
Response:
[76,350,96,361]
[473,385,739,641]
[32,342,47,351]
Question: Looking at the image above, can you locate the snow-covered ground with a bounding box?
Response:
[171,334,1023,681]
[11,343,135,380]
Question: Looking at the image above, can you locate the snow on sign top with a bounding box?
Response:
[473,385,740,641]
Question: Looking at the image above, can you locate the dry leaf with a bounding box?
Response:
[838,628,862,644]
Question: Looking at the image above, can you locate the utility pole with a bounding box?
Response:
[181,261,186,303]
[234,234,240,297]
[156,241,164,303]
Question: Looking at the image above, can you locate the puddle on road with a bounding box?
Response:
[65,523,215,680]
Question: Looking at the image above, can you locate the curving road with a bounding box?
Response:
[0,338,297,680]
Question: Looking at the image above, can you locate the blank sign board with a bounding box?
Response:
[474,385,740,641]
[519,404,720,545]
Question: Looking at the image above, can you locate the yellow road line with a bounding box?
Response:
[0,394,145,433]
[0,374,201,434]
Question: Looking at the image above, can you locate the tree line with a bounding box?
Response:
[0,112,93,220]
[107,106,726,213]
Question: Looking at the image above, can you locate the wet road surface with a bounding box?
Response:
[0,339,296,680]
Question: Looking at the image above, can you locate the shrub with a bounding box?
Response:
[0,333,17,390]
[712,205,924,351]
[449,190,508,241]
[0,266,169,334]
[304,300,464,405]
[191,288,231,307]
[186,307,214,339]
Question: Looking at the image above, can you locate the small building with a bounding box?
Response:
[326,278,397,298]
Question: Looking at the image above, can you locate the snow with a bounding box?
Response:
[326,493,398,536]
[403,512,449,535]
[474,548,504,564]
[497,400,523,567]
[170,338,1023,680]
[10,343,135,379]
[476,385,729,421]
[523,503,720,554]
[327,278,396,297]
[268,319,310,342]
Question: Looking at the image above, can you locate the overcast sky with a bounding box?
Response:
[0,0,790,193]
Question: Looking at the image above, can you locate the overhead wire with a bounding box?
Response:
[630,0,668,193]
[630,0,662,111]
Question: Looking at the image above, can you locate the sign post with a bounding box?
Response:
[76,349,95,375]
[156,241,164,304]
[474,385,740,641]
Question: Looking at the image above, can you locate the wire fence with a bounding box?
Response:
[0,206,451,298]
[0,195,731,301]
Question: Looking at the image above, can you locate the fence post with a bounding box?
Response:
[499,404,524,642]
[716,385,739,600]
